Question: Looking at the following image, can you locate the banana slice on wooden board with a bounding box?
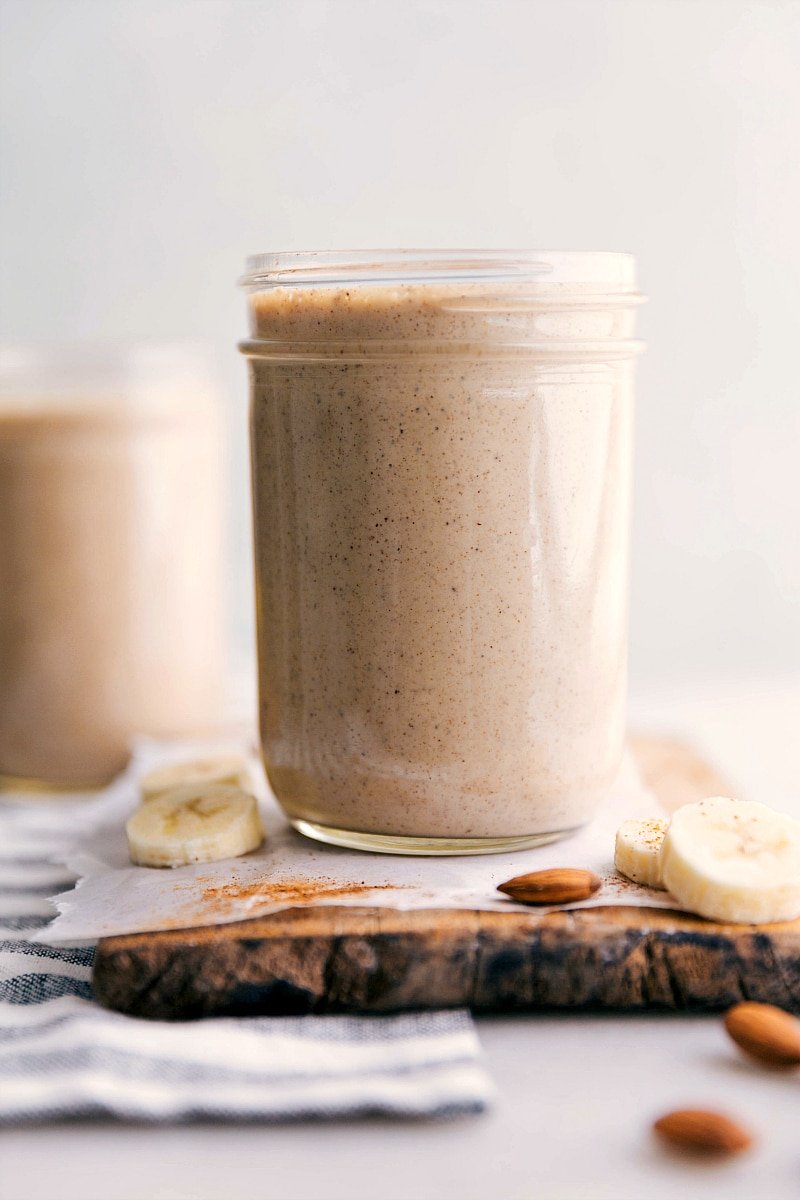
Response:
[614,817,669,889]
[660,796,800,924]
[139,755,252,803]
[126,784,264,868]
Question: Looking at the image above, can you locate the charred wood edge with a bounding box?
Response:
[92,905,800,1020]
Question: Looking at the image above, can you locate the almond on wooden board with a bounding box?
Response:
[653,1109,754,1155]
[724,1002,800,1067]
[497,867,601,905]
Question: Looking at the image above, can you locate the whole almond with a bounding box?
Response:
[724,1002,800,1067]
[497,867,601,905]
[653,1109,754,1155]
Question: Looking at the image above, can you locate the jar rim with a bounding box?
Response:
[240,248,638,290]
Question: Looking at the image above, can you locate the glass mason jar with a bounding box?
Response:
[240,251,644,854]
[0,343,225,791]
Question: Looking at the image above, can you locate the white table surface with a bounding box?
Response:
[2,679,798,1200]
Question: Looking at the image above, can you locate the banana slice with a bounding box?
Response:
[614,817,669,889]
[139,755,252,803]
[126,784,264,868]
[660,797,800,924]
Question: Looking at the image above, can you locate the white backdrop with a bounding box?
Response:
[1,0,798,688]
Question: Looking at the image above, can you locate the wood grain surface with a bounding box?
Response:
[92,737,800,1019]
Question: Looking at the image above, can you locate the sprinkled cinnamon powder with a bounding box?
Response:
[200,877,405,915]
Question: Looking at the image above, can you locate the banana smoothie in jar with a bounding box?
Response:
[241,251,644,853]
[0,344,225,790]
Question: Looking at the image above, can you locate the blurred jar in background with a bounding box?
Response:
[0,343,225,790]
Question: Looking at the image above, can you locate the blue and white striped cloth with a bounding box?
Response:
[0,796,493,1123]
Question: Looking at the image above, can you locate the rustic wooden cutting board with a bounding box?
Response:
[92,736,800,1019]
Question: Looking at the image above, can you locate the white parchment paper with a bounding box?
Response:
[32,739,680,945]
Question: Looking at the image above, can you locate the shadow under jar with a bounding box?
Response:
[240,251,644,854]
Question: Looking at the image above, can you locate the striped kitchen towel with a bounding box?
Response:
[0,794,493,1123]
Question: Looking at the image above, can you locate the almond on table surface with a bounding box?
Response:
[497,868,601,905]
[724,1002,800,1067]
[653,1109,754,1155]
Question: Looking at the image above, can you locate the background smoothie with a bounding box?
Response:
[0,348,225,788]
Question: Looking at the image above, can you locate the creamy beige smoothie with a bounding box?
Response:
[0,349,224,789]
[242,252,642,851]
